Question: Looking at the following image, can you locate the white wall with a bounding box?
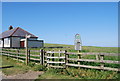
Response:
[4,38,10,47]
[0,39,3,47]
[11,37,21,47]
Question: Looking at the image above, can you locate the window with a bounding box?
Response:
[4,38,10,45]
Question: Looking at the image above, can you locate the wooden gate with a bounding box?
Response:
[44,50,66,68]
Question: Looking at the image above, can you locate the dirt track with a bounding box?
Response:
[1,70,44,80]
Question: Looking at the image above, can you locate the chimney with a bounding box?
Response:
[9,25,13,30]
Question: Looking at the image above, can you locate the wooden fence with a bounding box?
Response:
[1,48,120,71]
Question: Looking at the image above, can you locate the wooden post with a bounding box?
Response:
[59,50,61,66]
[67,51,69,64]
[26,37,28,65]
[65,50,68,68]
[43,50,45,65]
[6,50,9,59]
[77,50,81,69]
[40,49,42,65]
[17,50,19,60]
[41,49,44,65]
[100,54,104,68]
[48,53,50,69]
[78,55,81,65]
[44,50,47,66]
[47,50,50,69]
[52,50,54,66]
[16,49,17,59]
[78,50,80,64]
[59,50,61,57]
[28,50,30,62]
[96,55,99,60]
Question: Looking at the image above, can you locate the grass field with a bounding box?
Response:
[1,55,31,76]
[1,43,119,79]
[36,68,118,79]
[44,43,118,53]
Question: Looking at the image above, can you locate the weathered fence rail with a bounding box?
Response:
[0,48,119,71]
[67,52,119,56]
[65,51,120,71]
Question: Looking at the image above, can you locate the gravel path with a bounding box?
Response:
[1,70,44,80]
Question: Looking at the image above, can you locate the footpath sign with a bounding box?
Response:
[74,34,82,51]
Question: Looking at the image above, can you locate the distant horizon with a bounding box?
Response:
[44,43,118,47]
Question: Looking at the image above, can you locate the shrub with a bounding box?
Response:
[47,68,65,74]
[28,62,35,67]
[33,65,47,71]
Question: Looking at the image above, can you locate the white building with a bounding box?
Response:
[0,26,44,48]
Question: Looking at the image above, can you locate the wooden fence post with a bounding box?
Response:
[59,50,61,57]
[47,50,51,69]
[65,50,68,68]
[59,50,61,66]
[100,54,104,68]
[28,50,30,63]
[78,50,82,65]
[41,49,44,65]
[96,55,99,60]
[40,49,42,64]
[52,50,54,66]
[17,49,19,60]
[43,50,45,65]
[26,37,28,65]
[44,50,47,66]
[6,49,9,58]
[16,49,17,59]
[78,54,81,65]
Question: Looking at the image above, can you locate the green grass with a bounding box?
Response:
[65,68,118,79]
[36,68,119,79]
[44,43,118,53]
[36,71,78,79]
[3,43,118,53]
[1,55,30,75]
[36,68,80,79]
[1,55,45,76]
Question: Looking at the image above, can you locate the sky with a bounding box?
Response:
[1,0,120,2]
[2,2,118,47]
